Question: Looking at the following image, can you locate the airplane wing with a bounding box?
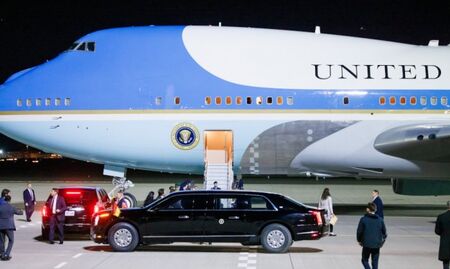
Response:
[374,123,450,162]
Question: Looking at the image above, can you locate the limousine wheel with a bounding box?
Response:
[261,224,292,253]
[108,222,139,252]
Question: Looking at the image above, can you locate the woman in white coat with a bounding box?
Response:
[319,188,336,236]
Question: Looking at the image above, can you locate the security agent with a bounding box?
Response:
[357,202,387,269]
[0,189,24,261]
[435,201,450,269]
[46,188,67,244]
[211,181,221,190]
[23,183,36,222]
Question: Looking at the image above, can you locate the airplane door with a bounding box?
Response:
[204,131,234,190]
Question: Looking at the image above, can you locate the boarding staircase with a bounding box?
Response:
[204,150,234,190]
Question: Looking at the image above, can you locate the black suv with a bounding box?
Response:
[42,187,111,239]
[91,190,328,253]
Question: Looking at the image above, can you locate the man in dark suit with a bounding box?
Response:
[23,183,36,222]
[46,188,67,244]
[0,189,24,261]
[371,190,384,219]
[357,202,387,269]
[435,201,450,269]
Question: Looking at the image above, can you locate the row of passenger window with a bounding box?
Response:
[204,96,294,106]
[341,96,449,106]
[153,96,295,106]
[378,96,448,106]
[16,98,71,107]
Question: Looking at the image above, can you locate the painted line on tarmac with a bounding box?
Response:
[54,262,67,269]
[238,247,257,269]
[73,253,83,259]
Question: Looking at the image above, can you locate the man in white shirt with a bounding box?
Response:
[46,188,66,244]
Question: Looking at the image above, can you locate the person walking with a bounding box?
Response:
[46,188,67,244]
[357,202,387,269]
[23,183,36,222]
[0,189,24,261]
[371,190,384,219]
[435,201,450,269]
[319,188,336,236]
[143,191,155,207]
[211,181,221,190]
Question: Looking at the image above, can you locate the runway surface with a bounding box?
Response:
[0,177,447,268]
[0,213,441,269]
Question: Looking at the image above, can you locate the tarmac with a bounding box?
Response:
[0,160,449,268]
[0,211,441,269]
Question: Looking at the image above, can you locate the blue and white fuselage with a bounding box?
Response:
[1,26,450,180]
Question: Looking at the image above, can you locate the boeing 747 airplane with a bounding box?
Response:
[1,26,450,202]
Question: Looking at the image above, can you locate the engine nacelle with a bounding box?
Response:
[392,179,450,196]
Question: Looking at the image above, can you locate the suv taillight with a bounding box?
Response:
[309,210,323,226]
[42,205,48,217]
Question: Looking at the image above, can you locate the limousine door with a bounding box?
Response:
[142,195,212,239]
[203,195,256,239]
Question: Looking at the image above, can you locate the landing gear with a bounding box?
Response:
[108,177,137,208]
[104,165,137,208]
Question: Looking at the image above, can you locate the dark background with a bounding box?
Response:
[1,0,450,151]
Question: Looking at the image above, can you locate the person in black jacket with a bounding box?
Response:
[46,188,67,244]
[23,183,36,222]
[357,202,387,269]
[371,190,384,219]
[0,189,24,261]
[143,191,155,207]
[435,201,450,269]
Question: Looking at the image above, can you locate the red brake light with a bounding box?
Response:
[309,210,323,226]
[66,191,81,195]
[42,205,48,217]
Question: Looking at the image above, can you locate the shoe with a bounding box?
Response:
[1,256,11,261]
[27,219,31,222]
[330,233,337,236]
[49,241,55,244]
[59,242,63,245]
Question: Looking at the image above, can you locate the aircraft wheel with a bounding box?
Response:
[123,192,137,208]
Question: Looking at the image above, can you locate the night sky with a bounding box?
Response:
[1,0,450,151]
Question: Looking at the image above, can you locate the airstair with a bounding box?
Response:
[203,131,234,190]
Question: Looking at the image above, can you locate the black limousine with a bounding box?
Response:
[91,190,328,253]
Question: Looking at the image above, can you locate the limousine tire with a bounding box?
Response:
[261,224,292,253]
[108,222,139,252]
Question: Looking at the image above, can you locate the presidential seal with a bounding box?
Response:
[171,123,200,150]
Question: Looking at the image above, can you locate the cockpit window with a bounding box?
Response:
[87,42,95,51]
[68,41,95,52]
[69,42,79,50]
[78,43,87,51]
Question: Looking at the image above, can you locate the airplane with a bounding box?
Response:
[1,25,450,205]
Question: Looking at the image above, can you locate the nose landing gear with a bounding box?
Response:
[104,165,137,208]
